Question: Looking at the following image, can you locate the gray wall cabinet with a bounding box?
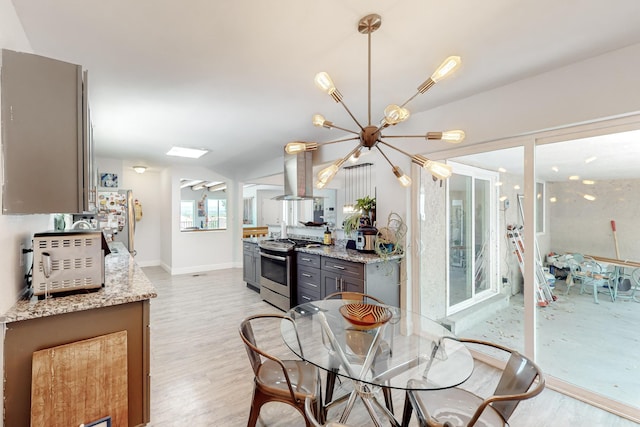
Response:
[1,49,95,214]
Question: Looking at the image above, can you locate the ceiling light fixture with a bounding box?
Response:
[285,14,465,188]
[166,146,209,159]
[133,166,147,174]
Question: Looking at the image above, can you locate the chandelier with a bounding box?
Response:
[285,13,465,188]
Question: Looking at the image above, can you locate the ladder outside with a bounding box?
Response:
[507,224,557,306]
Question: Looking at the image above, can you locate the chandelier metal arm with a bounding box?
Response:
[319,136,361,146]
[375,145,395,168]
[378,139,413,159]
[337,99,366,131]
[326,123,361,136]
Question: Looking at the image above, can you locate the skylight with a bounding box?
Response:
[166,146,209,159]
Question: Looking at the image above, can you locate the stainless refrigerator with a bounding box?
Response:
[97,189,136,255]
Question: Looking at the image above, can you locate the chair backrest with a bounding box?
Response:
[239,313,298,376]
[461,338,545,424]
[324,291,385,304]
[491,350,541,420]
[567,259,582,275]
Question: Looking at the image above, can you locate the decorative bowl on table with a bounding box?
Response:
[339,303,392,330]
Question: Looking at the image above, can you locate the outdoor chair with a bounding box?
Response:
[578,258,614,303]
[401,338,545,427]
[239,313,323,427]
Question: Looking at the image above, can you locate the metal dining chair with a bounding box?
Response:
[401,338,545,427]
[322,292,394,414]
[239,313,324,427]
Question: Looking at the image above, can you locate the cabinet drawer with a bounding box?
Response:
[297,252,321,268]
[243,242,257,252]
[297,288,319,305]
[321,257,364,278]
[297,265,321,292]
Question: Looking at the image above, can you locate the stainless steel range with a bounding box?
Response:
[258,238,320,311]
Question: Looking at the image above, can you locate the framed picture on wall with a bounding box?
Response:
[100,172,118,188]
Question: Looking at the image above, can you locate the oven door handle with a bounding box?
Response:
[260,251,287,262]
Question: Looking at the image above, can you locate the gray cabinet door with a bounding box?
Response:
[1,49,89,214]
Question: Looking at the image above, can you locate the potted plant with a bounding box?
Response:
[354,196,376,226]
[354,196,376,216]
[343,212,361,239]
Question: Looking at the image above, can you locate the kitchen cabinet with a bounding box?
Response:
[243,241,260,291]
[297,253,322,303]
[320,256,366,298]
[1,49,95,214]
[294,251,400,306]
[4,300,151,427]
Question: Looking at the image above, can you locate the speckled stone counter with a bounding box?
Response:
[295,243,403,264]
[2,242,157,323]
[244,237,403,264]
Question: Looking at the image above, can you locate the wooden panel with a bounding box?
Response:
[31,331,128,427]
[4,301,150,427]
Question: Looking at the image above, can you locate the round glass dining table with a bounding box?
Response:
[281,299,474,426]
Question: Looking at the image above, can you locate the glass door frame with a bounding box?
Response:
[446,161,500,315]
[408,113,640,423]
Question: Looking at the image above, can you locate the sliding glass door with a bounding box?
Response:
[447,163,497,312]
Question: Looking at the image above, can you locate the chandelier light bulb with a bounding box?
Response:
[349,147,362,163]
[314,72,336,95]
[312,114,326,127]
[426,130,466,143]
[392,166,412,187]
[317,162,340,186]
[441,130,466,143]
[285,141,318,154]
[315,180,327,189]
[425,160,452,180]
[285,142,306,154]
[413,155,452,180]
[383,104,411,125]
[430,56,461,83]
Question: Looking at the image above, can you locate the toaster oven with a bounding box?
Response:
[31,230,111,297]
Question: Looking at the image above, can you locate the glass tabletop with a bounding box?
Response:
[281,299,474,391]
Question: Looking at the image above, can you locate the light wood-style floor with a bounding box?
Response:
[143,266,639,426]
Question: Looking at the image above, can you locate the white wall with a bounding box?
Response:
[95,158,163,266]
[549,178,640,260]
[169,166,238,274]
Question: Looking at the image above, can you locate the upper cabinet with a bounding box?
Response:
[1,49,95,214]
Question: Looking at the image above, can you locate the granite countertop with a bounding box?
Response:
[244,236,403,264]
[1,242,157,324]
[295,244,403,264]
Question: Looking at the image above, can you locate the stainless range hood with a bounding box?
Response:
[274,150,315,200]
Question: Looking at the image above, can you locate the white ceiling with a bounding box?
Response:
[9,0,640,180]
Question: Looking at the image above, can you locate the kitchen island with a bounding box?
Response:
[2,242,157,427]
